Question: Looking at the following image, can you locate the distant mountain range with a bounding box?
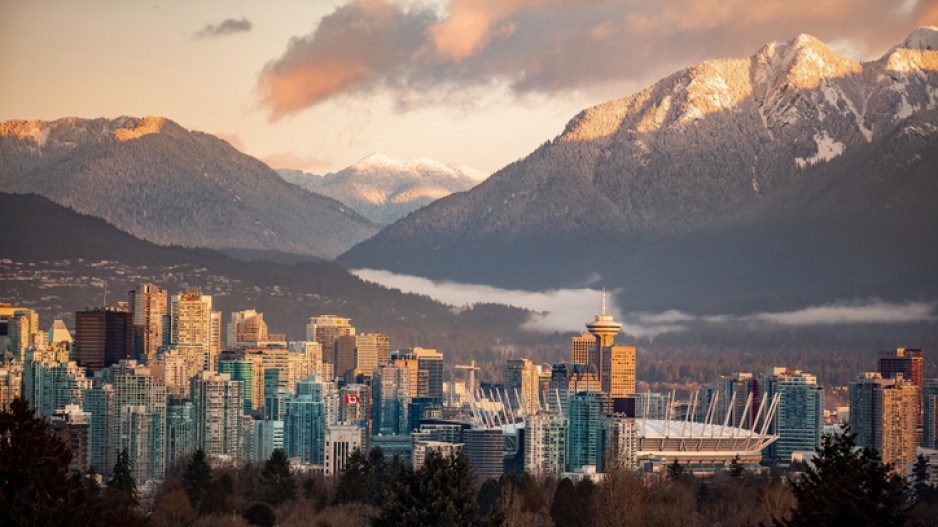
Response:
[0,116,378,259]
[0,192,543,365]
[341,28,938,314]
[278,153,485,224]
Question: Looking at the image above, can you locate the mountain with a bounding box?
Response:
[340,28,938,314]
[0,192,545,366]
[278,153,485,224]
[0,116,379,259]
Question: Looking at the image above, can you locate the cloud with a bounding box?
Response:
[194,17,252,39]
[258,0,938,118]
[745,300,936,326]
[352,268,938,337]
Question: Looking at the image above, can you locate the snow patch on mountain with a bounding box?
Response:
[795,131,845,168]
[278,153,486,224]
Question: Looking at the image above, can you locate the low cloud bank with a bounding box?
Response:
[353,268,937,337]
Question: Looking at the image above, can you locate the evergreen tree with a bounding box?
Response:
[729,455,747,482]
[334,448,368,505]
[183,449,212,506]
[0,397,97,526]
[262,448,296,505]
[107,448,138,506]
[781,427,911,526]
[913,454,935,503]
[667,460,686,481]
[376,450,479,527]
[550,478,593,527]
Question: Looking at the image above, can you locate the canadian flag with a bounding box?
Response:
[344,395,359,404]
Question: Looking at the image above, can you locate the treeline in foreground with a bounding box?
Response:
[3,397,938,527]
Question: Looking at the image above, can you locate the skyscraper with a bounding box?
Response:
[923,380,938,449]
[284,376,328,464]
[878,348,924,389]
[524,411,567,478]
[464,428,504,479]
[75,307,133,371]
[583,293,635,397]
[111,360,168,482]
[505,358,541,416]
[191,371,244,465]
[412,347,444,400]
[336,333,388,382]
[129,284,167,363]
[170,287,213,373]
[765,368,824,465]
[566,391,607,473]
[226,310,273,349]
[605,399,638,471]
[306,315,355,368]
[372,364,410,436]
[850,372,919,471]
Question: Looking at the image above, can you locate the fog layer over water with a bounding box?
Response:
[352,268,937,338]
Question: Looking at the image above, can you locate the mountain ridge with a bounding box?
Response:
[0,116,379,259]
[340,28,938,313]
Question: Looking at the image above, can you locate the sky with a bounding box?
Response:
[1,0,935,174]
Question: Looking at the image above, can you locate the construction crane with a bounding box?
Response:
[455,360,480,391]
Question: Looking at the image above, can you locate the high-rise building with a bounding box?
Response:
[765,368,824,465]
[22,359,92,420]
[571,332,598,367]
[129,284,167,363]
[191,371,244,465]
[288,341,324,390]
[218,358,256,413]
[372,364,410,436]
[284,376,328,464]
[411,348,444,400]
[51,404,92,474]
[75,307,133,371]
[548,363,601,413]
[566,391,607,473]
[878,348,924,389]
[47,320,73,351]
[464,428,504,479]
[391,351,428,399]
[253,419,285,464]
[84,383,115,475]
[924,381,938,449]
[583,294,635,398]
[850,372,919,471]
[166,398,197,471]
[111,360,168,482]
[524,412,567,478]
[306,315,355,367]
[605,399,638,471]
[0,361,23,411]
[324,423,363,476]
[336,333,389,382]
[5,308,39,360]
[170,287,213,372]
[701,372,763,428]
[226,310,282,349]
[505,358,541,416]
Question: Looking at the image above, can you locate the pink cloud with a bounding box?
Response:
[257,0,938,118]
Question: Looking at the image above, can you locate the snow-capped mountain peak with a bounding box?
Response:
[278,153,487,224]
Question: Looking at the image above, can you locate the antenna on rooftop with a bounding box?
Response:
[102,282,108,308]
